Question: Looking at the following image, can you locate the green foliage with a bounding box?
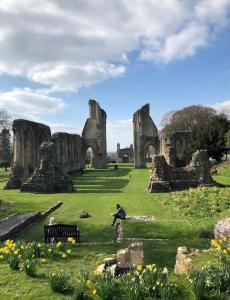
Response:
[161,187,230,218]
[7,253,19,271]
[225,130,230,147]
[49,272,72,294]
[0,128,11,168]
[93,271,120,300]
[23,259,37,277]
[188,114,230,161]
[120,265,178,300]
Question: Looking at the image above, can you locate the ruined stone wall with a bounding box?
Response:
[160,131,190,166]
[52,132,83,174]
[6,119,51,189]
[148,150,216,192]
[82,99,107,169]
[133,104,159,168]
[21,142,73,193]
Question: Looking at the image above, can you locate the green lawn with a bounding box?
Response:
[0,164,230,299]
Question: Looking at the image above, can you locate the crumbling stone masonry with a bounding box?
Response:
[21,142,74,193]
[133,104,159,168]
[82,100,107,169]
[6,119,51,189]
[148,149,216,192]
[160,131,191,167]
[52,132,83,175]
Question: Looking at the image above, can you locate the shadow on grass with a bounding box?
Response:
[74,177,130,193]
[123,220,204,240]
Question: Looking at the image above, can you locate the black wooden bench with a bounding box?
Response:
[44,224,80,243]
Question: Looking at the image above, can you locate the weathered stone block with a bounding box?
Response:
[117,242,144,269]
[214,218,230,241]
[174,246,193,275]
[129,243,144,267]
[117,248,130,268]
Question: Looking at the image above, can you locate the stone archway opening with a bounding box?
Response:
[86,146,95,168]
[145,144,156,167]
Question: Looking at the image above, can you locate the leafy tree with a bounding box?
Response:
[161,105,230,162]
[0,128,12,170]
[186,114,230,161]
[161,105,216,134]
[225,130,230,147]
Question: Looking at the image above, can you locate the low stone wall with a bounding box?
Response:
[0,201,63,241]
[0,212,42,242]
[148,150,216,192]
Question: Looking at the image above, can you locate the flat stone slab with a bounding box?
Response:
[0,212,41,241]
[125,215,155,221]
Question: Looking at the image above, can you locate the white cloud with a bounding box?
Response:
[107,119,133,151]
[0,0,229,90]
[28,62,125,91]
[0,88,65,115]
[212,99,230,117]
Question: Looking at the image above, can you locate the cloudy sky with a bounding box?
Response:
[0,0,230,151]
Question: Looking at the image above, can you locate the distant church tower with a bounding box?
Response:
[117,143,120,153]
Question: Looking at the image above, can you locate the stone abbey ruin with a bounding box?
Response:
[5,100,215,193]
[6,100,107,193]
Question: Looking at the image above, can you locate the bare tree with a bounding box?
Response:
[0,110,11,130]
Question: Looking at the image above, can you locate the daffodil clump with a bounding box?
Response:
[0,238,76,273]
[189,237,230,299]
[211,237,230,262]
[120,264,178,300]
[161,187,230,217]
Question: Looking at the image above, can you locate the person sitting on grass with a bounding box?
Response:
[111,204,126,226]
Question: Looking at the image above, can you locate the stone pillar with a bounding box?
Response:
[133,104,158,168]
[82,100,107,169]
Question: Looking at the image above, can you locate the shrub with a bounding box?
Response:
[49,273,72,294]
[23,259,37,277]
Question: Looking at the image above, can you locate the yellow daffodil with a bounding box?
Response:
[48,248,52,254]
[86,280,91,286]
[56,242,62,248]
[62,253,67,258]
[66,249,71,254]
[92,289,97,295]
[136,265,143,272]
